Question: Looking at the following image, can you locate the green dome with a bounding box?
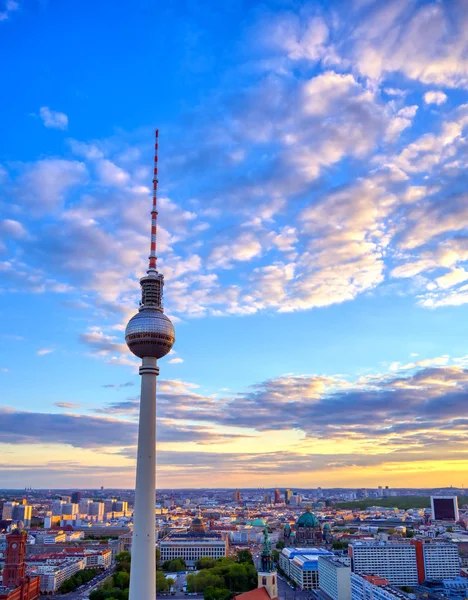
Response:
[297,508,319,528]
[250,518,266,527]
[323,523,331,530]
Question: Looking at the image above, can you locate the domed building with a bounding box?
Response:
[284,506,323,545]
[190,508,206,534]
[249,518,267,529]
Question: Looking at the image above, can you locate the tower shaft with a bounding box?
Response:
[129,357,159,600]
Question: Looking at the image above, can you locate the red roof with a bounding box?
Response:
[236,588,278,600]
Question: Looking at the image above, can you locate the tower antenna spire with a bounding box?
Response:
[149,128,159,272]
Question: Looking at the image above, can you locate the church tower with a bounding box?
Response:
[3,529,27,587]
[257,528,278,600]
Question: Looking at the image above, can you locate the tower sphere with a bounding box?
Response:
[125,309,175,359]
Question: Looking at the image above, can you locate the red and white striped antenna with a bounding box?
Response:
[148,129,159,272]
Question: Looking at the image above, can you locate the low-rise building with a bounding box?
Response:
[29,558,85,593]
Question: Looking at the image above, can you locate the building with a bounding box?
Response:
[284,506,323,545]
[318,556,351,600]
[159,515,228,567]
[351,573,411,600]
[0,530,40,600]
[1,502,16,521]
[13,504,32,527]
[88,501,104,521]
[279,547,333,590]
[257,528,278,600]
[350,543,418,586]
[431,497,459,521]
[349,541,460,586]
[419,541,460,580]
[234,531,279,600]
[124,130,176,600]
[233,490,242,503]
[274,490,281,504]
[284,489,293,505]
[29,558,85,594]
[71,491,83,504]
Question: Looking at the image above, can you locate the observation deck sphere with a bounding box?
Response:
[125,309,175,359]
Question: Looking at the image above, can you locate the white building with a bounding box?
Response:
[319,556,351,600]
[350,543,418,586]
[423,542,460,580]
[30,558,85,593]
[159,534,228,567]
[279,548,334,590]
[351,573,410,600]
[350,541,460,585]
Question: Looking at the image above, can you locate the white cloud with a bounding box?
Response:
[39,106,69,130]
[37,348,54,356]
[168,357,184,364]
[423,91,448,105]
[16,159,88,213]
[96,159,130,187]
[0,219,27,239]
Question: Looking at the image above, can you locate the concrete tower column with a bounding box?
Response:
[129,356,159,600]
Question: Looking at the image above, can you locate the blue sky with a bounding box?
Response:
[1,0,468,489]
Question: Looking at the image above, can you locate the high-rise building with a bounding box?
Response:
[274,489,281,504]
[350,542,417,586]
[233,489,242,503]
[349,541,460,585]
[88,501,104,521]
[284,489,293,505]
[318,556,351,600]
[431,496,459,521]
[12,504,32,527]
[71,491,83,504]
[125,130,176,600]
[2,501,17,521]
[79,498,92,514]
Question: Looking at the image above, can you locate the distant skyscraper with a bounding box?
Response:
[233,489,242,503]
[125,131,175,600]
[284,489,293,504]
[274,489,281,504]
[71,491,83,504]
[12,504,32,527]
[431,496,459,521]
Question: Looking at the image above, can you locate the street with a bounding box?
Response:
[277,575,313,600]
[52,567,113,600]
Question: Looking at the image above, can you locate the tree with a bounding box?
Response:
[197,557,217,570]
[204,586,232,600]
[156,570,171,592]
[156,548,161,568]
[332,541,349,550]
[276,541,285,549]
[237,550,254,565]
[114,571,130,590]
[115,551,131,564]
[162,558,186,572]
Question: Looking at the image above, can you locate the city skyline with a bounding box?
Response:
[1,0,468,489]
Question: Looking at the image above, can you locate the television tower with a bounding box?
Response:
[125,130,175,600]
